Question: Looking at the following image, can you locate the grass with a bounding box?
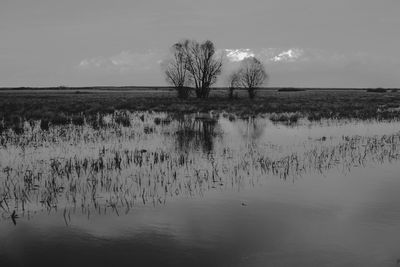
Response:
[114,111,131,127]
[1,111,399,219]
[1,88,400,131]
[269,112,302,123]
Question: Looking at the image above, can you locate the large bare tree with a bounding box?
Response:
[234,57,268,99]
[164,39,223,99]
[163,43,192,99]
[180,39,223,98]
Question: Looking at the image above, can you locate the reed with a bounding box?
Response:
[1,111,399,223]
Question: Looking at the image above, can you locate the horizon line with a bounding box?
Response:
[0,86,399,91]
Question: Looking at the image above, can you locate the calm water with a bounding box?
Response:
[1,112,400,267]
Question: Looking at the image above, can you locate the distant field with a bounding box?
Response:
[0,86,395,92]
[1,87,400,130]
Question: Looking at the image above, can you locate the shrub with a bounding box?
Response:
[114,112,131,127]
[72,115,85,126]
[13,125,24,135]
[50,113,69,126]
[176,87,191,99]
[40,119,50,131]
[307,113,322,121]
[144,125,154,134]
[154,117,162,125]
[366,88,387,93]
[270,112,302,123]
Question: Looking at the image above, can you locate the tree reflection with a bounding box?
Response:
[175,114,219,154]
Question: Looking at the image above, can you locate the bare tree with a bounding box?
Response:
[235,57,267,99]
[227,72,240,99]
[181,40,223,98]
[164,43,192,99]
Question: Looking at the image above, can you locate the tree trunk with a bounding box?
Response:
[229,87,234,99]
[195,88,202,98]
[248,88,256,99]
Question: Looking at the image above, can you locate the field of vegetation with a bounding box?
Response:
[1,88,400,133]
[1,87,400,267]
[1,109,400,223]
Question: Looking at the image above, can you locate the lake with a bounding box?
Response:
[1,112,400,266]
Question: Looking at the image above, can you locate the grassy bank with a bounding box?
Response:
[1,88,400,131]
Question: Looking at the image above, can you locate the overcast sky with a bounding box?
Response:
[1,0,400,87]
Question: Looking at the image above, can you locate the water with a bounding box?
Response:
[1,112,400,266]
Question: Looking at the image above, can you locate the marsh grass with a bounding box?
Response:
[1,90,400,132]
[269,112,302,124]
[71,115,85,126]
[1,112,400,224]
[114,111,131,127]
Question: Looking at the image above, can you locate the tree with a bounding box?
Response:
[164,39,223,99]
[234,57,268,99]
[164,43,192,99]
[227,72,240,99]
[180,40,223,98]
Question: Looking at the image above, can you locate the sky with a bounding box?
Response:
[1,0,400,88]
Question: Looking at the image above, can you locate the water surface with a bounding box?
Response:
[1,113,400,266]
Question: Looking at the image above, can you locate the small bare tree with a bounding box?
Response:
[181,40,223,98]
[235,57,268,99]
[164,43,192,99]
[227,72,240,99]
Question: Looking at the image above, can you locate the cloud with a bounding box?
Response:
[223,48,306,63]
[222,47,396,68]
[78,50,163,73]
[271,49,304,62]
[218,47,400,87]
[79,57,109,68]
[225,49,255,62]
[78,47,318,74]
[76,47,400,87]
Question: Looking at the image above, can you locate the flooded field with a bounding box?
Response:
[1,112,400,266]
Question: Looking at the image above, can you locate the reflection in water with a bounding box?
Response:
[0,112,399,222]
[175,114,219,153]
[1,112,400,266]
